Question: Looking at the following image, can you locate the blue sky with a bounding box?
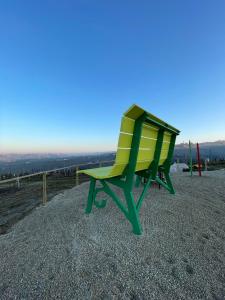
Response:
[1,0,225,153]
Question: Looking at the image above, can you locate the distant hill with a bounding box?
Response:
[0,153,116,176]
[0,152,107,163]
[174,140,225,162]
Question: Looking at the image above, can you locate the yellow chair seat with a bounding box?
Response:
[78,166,121,179]
[79,166,112,179]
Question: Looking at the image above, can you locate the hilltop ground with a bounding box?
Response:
[0,171,225,299]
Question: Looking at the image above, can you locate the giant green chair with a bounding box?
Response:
[78,104,180,234]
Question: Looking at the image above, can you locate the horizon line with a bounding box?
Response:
[1,139,225,156]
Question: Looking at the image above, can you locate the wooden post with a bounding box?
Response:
[43,172,47,204]
[196,143,202,176]
[76,167,79,186]
[16,178,20,189]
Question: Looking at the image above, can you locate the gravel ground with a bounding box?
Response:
[0,171,225,299]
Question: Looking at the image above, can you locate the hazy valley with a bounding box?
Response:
[0,141,225,176]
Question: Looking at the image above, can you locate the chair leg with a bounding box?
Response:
[124,190,142,235]
[164,172,175,194]
[135,175,141,187]
[85,178,96,213]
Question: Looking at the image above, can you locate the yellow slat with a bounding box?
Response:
[141,125,158,139]
[143,123,158,131]
[137,149,155,162]
[161,143,170,151]
[118,132,133,148]
[163,132,171,143]
[115,148,130,164]
[120,117,135,134]
[140,136,157,149]
[160,148,170,155]
[159,149,169,164]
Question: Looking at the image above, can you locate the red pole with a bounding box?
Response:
[196,143,202,176]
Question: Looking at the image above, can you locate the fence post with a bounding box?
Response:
[43,172,47,205]
[76,167,79,186]
[196,143,202,176]
[189,140,193,176]
[16,178,20,189]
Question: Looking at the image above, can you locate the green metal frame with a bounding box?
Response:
[136,132,177,194]
[84,112,178,235]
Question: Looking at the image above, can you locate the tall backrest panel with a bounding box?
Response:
[111,105,179,177]
[114,116,161,172]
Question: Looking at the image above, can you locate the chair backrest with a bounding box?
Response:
[108,104,179,177]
